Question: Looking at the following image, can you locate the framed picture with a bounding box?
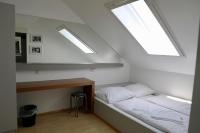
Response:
[15,32,27,63]
[15,37,22,56]
[29,45,42,55]
[30,34,43,43]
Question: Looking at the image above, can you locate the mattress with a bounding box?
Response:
[114,98,189,133]
[142,94,191,116]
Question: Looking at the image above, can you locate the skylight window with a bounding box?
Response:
[58,28,94,54]
[111,0,180,56]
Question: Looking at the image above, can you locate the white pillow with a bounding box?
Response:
[125,83,155,97]
[95,87,133,104]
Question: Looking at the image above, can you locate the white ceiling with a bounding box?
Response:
[0,0,84,24]
[1,0,200,75]
[63,0,200,75]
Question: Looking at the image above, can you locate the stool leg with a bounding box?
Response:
[69,95,73,113]
[75,96,78,117]
[74,96,76,117]
[85,95,88,112]
[77,97,80,117]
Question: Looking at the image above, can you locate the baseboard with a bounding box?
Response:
[3,129,17,133]
[38,108,70,116]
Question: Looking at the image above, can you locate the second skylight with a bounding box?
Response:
[111,0,180,56]
[58,28,94,54]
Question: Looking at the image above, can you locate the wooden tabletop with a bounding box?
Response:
[17,78,95,93]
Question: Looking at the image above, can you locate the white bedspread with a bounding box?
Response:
[142,95,191,116]
[114,98,189,133]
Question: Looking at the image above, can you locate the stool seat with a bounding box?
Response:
[69,91,87,117]
[71,92,87,97]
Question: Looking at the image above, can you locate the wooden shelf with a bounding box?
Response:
[16,63,123,71]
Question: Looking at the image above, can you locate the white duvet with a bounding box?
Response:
[114,98,189,133]
[142,95,191,116]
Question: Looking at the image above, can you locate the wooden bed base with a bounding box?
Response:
[94,98,162,133]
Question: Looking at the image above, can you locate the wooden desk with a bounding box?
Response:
[16,78,95,112]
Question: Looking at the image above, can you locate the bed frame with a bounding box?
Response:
[94,97,164,133]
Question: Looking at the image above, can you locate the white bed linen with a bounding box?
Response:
[142,94,191,116]
[114,98,189,133]
[95,97,164,133]
[95,87,133,103]
[125,83,156,97]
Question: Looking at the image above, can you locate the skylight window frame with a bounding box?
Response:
[57,26,95,54]
[105,0,183,56]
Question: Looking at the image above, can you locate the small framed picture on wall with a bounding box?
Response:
[29,45,42,55]
[30,34,43,43]
[15,32,27,63]
[15,37,22,56]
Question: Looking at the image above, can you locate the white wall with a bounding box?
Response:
[0,2,17,132]
[15,13,128,114]
[131,66,194,100]
[8,0,129,115]
[188,21,200,133]
[16,59,130,113]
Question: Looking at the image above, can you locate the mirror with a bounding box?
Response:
[15,14,121,64]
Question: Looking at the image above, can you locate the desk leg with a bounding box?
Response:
[83,84,94,113]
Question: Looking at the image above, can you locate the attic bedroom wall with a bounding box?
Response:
[0,0,131,114]
[16,61,130,113]
[14,30,130,113]
[131,66,194,99]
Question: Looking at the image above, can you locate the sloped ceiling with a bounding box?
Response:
[0,0,199,75]
[0,0,84,23]
[63,0,200,75]
[0,0,122,64]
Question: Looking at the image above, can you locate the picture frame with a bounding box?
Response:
[30,34,43,43]
[29,45,42,55]
[15,32,27,63]
[15,37,22,56]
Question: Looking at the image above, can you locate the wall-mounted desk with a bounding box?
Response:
[16,78,95,112]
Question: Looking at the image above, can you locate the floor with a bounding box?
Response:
[17,111,118,133]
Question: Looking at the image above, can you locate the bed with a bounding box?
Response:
[94,83,191,133]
